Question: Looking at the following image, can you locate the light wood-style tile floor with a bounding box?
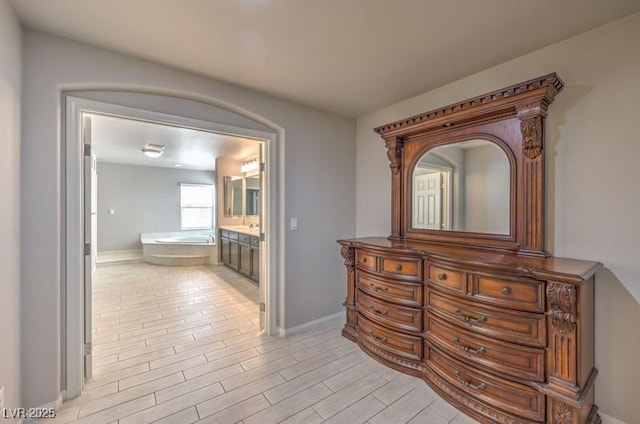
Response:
[51,262,479,424]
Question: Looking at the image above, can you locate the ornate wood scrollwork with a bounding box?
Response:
[553,401,574,424]
[547,283,577,333]
[340,245,355,267]
[384,137,403,175]
[521,116,543,159]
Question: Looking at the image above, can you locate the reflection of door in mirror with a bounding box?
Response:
[413,156,452,230]
[413,172,441,229]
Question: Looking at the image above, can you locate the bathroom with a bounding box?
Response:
[92,112,264,273]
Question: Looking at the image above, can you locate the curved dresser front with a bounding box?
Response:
[338,237,601,424]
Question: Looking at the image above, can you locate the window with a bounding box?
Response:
[180,183,214,230]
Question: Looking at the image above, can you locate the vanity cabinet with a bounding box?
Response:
[220,230,231,264]
[338,75,601,424]
[219,228,260,283]
[251,236,260,281]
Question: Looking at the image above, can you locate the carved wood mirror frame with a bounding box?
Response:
[375,74,564,257]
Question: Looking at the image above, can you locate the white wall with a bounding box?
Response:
[356,13,640,422]
[21,30,355,408]
[0,0,21,417]
[97,163,215,251]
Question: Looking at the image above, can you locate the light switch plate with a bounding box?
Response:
[0,386,5,411]
[290,218,298,231]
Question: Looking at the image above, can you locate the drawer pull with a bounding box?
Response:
[368,331,387,343]
[454,308,487,324]
[368,306,388,316]
[370,283,389,292]
[454,370,487,391]
[437,273,447,281]
[453,337,486,355]
[502,287,512,295]
[394,264,403,272]
[361,257,368,263]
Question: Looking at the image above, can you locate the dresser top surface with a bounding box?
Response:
[338,237,601,284]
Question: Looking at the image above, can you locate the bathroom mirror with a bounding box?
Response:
[245,175,260,216]
[223,176,243,216]
[411,139,510,235]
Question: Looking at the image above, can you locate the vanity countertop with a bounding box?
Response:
[219,225,260,237]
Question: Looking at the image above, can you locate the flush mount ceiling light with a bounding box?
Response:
[142,144,164,158]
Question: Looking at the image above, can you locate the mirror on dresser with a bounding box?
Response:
[411,139,510,235]
[338,74,602,424]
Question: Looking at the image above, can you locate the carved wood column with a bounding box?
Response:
[546,279,600,423]
[384,136,404,239]
[546,281,579,391]
[339,242,357,339]
[517,104,546,256]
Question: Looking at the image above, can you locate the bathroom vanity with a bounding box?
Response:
[338,74,601,423]
[220,226,260,283]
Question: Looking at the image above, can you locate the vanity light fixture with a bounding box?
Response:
[142,144,164,158]
[241,159,259,173]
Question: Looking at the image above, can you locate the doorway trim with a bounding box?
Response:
[64,94,280,399]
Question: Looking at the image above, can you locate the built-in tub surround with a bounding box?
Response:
[141,230,216,266]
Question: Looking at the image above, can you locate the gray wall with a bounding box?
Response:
[463,145,510,235]
[97,163,215,251]
[21,30,356,407]
[0,0,22,416]
[356,13,640,422]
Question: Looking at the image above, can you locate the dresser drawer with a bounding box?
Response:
[356,272,422,307]
[426,316,544,382]
[357,290,422,333]
[380,256,422,281]
[220,229,230,239]
[427,346,545,422]
[427,289,546,347]
[427,263,466,294]
[239,233,251,244]
[470,274,545,312]
[356,251,377,272]
[357,314,422,360]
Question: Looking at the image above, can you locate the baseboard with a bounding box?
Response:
[278,311,345,337]
[18,392,63,424]
[601,412,627,424]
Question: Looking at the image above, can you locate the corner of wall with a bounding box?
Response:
[0,0,23,414]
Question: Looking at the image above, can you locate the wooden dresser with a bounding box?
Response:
[338,75,601,424]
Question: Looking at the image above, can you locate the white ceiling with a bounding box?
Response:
[10,1,640,116]
[90,113,261,171]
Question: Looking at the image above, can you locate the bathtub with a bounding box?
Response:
[140,231,216,266]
